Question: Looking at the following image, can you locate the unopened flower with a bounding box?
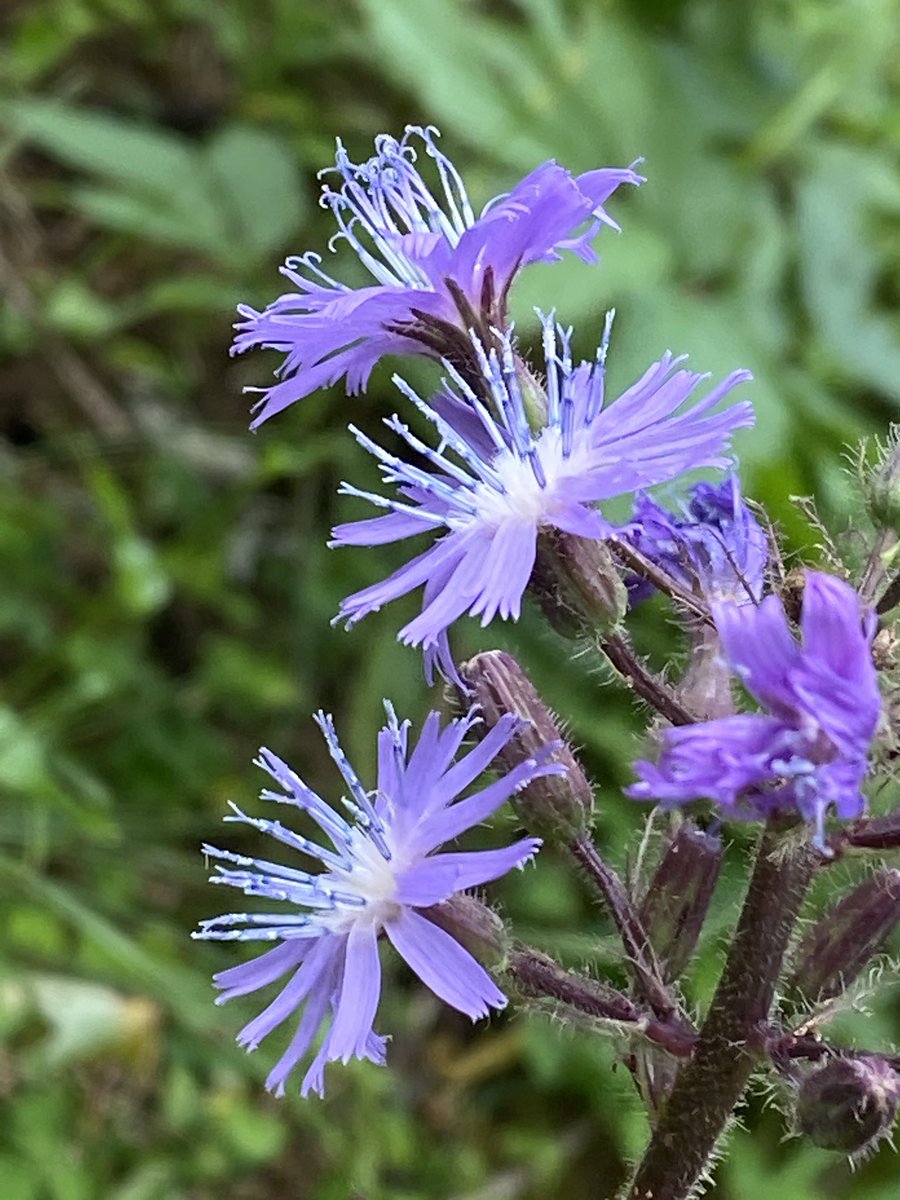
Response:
[797,1056,900,1154]
[232,125,642,428]
[787,868,900,1005]
[629,572,881,844]
[195,705,557,1097]
[331,314,752,679]
[621,476,767,604]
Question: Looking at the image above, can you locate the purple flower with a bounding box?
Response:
[232,125,642,429]
[331,314,753,680]
[194,705,557,1097]
[621,476,768,604]
[629,572,881,844]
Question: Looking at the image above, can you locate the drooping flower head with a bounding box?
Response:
[620,476,768,604]
[331,313,753,680]
[194,705,557,1097]
[629,571,881,845]
[232,125,643,428]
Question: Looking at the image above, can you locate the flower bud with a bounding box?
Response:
[532,529,627,637]
[638,822,723,982]
[421,893,509,969]
[459,650,593,839]
[846,811,900,850]
[516,361,549,430]
[797,1056,900,1154]
[866,435,900,536]
[788,868,900,1004]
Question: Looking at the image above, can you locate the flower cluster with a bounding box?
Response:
[331,317,752,678]
[202,125,886,1107]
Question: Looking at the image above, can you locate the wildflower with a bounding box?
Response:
[194,705,557,1097]
[629,572,881,844]
[331,314,753,678]
[620,476,767,604]
[232,125,642,428]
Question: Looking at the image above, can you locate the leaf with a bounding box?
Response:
[204,124,305,256]
[5,98,213,212]
[797,143,900,403]
[71,184,229,258]
[0,856,217,1039]
[359,0,556,170]
[6,101,305,267]
[6,974,154,1068]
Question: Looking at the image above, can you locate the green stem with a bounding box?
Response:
[624,823,817,1200]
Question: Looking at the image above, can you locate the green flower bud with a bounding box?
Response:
[460,650,593,840]
[866,433,900,536]
[531,529,627,637]
[516,361,549,430]
[421,893,509,969]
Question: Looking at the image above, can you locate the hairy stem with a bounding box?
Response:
[509,948,696,1058]
[859,528,899,608]
[570,834,678,1021]
[624,824,817,1200]
[608,539,711,624]
[599,632,695,727]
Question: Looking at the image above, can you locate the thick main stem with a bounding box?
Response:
[624,825,817,1200]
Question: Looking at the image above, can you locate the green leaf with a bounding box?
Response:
[5,98,207,205]
[71,184,228,258]
[6,102,305,267]
[797,143,900,403]
[204,124,305,256]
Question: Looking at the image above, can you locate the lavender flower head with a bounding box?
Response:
[331,313,753,679]
[232,126,642,428]
[194,704,557,1097]
[622,476,767,604]
[629,571,881,844]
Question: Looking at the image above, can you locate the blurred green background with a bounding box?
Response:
[2,1,900,1197]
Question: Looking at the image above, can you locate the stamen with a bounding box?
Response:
[585,309,615,423]
[197,911,316,930]
[210,871,338,909]
[383,388,506,491]
[314,712,392,860]
[225,802,351,872]
[346,424,479,514]
[192,925,321,943]
[255,747,355,848]
[333,483,450,529]
[202,843,321,887]
[561,394,575,459]
[538,311,561,424]
[281,252,349,294]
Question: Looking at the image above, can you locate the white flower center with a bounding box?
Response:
[465,427,590,528]
[317,825,402,932]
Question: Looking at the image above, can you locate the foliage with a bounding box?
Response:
[1,0,899,1196]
